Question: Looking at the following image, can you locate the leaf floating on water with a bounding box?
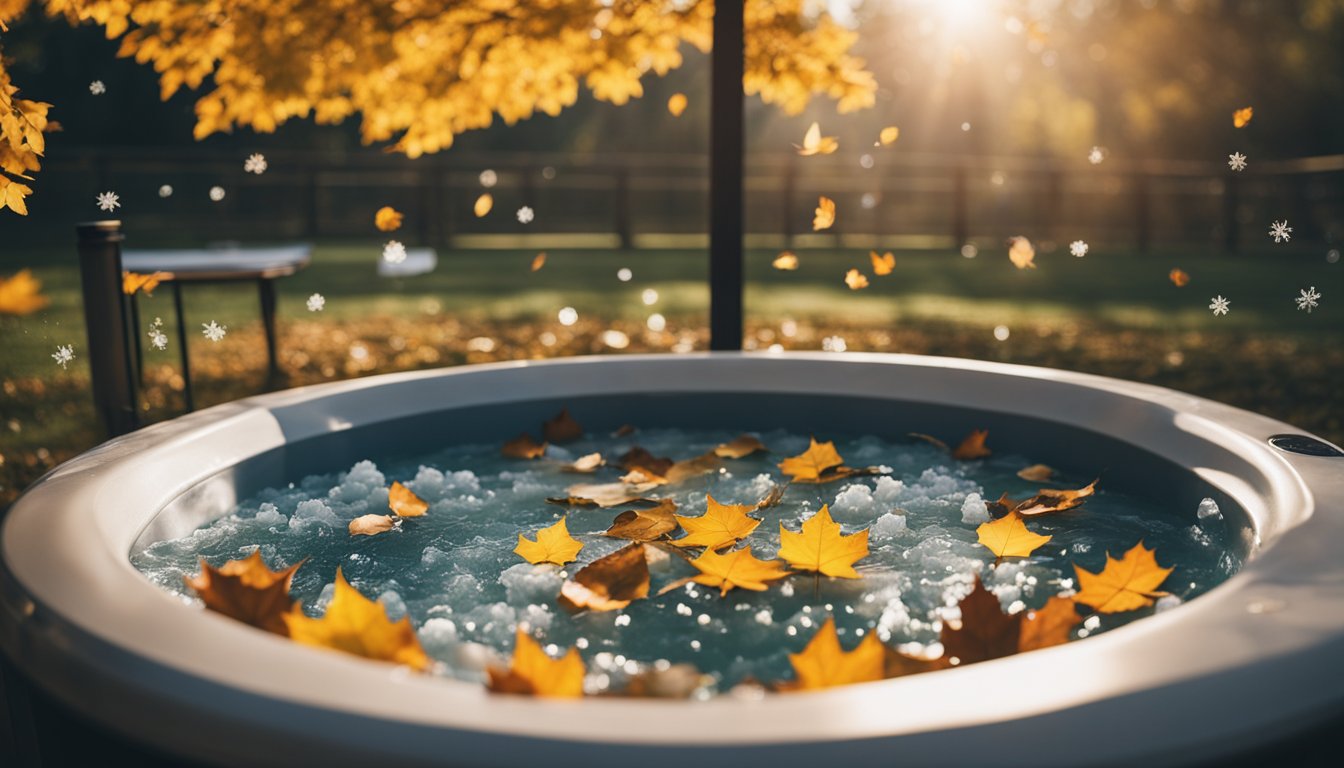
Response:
[1233,106,1253,128]
[515,518,584,565]
[778,437,845,482]
[284,568,431,671]
[882,645,948,679]
[778,505,870,578]
[976,510,1051,559]
[563,452,605,473]
[502,433,547,459]
[907,432,950,452]
[877,125,900,146]
[618,663,706,698]
[870,251,895,275]
[688,545,790,596]
[554,480,662,508]
[184,552,302,636]
[604,499,679,542]
[663,451,722,484]
[1001,480,1099,517]
[754,483,786,510]
[612,424,636,437]
[374,206,403,232]
[772,251,799,270]
[796,122,839,156]
[940,575,1021,666]
[542,408,583,443]
[349,514,397,537]
[473,193,493,217]
[1008,236,1036,269]
[672,495,761,550]
[844,268,869,290]
[951,429,991,460]
[1169,268,1191,287]
[813,196,836,231]
[531,252,547,272]
[785,617,884,690]
[0,269,50,315]
[714,434,767,459]
[667,92,688,117]
[558,543,651,613]
[618,446,674,477]
[388,481,428,517]
[487,628,585,698]
[1072,541,1172,613]
[1016,464,1056,482]
[1018,596,1082,652]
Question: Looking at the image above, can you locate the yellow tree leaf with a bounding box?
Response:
[122,271,167,296]
[284,568,431,671]
[1233,106,1253,128]
[374,205,403,232]
[787,617,884,690]
[515,518,584,565]
[348,514,396,536]
[975,510,1051,558]
[388,480,428,517]
[487,628,584,698]
[604,499,679,541]
[778,437,844,481]
[772,251,799,270]
[502,433,547,459]
[474,193,493,217]
[796,121,838,156]
[1008,236,1036,269]
[878,126,900,145]
[558,543,650,612]
[184,551,302,636]
[951,429,991,460]
[844,269,869,290]
[1073,541,1173,613]
[542,407,583,443]
[778,505,869,578]
[870,251,894,275]
[671,495,761,549]
[689,545,790,596]
[667,92,688,117]
[663,451,722,483]
[0,269,50,315]
[1016,464,1055,482]
[813,195,836,231]
[714,434,767,458]
[1018,596,1082,652]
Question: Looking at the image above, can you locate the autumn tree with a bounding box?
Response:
[0,0,876,215]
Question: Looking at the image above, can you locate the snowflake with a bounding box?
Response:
[1228,152,1247,172]
[51,345,75,369]
[1209,295,1230,317]
[201,321,227,342]
[1087,146,1106,165]
[516,206,535,224]
[306,293,326,312]
[96,191,120,211]
[158,184,173,198]
[209,186,226,202]
[1069,240,1089,258]
[147,317,168,350]
[243,153,268,174]
[88,80,106,95]
[382,240,407,264]
[1268,219,1292,243]
[1295,286,1321,314]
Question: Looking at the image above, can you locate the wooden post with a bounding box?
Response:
[709,0,745,351]
[76,221,138,437]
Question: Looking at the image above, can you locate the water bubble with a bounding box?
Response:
[1328,249,1340,264]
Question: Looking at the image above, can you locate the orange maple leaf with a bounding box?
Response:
[777,437,845,481]
[951,429,991,460]
[1072,541,1173,613]
[870,251,895,275]
[184,551,302,636]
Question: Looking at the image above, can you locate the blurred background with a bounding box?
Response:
[1,0,1341,507]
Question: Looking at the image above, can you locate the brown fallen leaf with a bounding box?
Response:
[1072,541,1172,613]
[285,568,431,671]
[604,499,679,542]
[951,429,991,460]
[1008,480,1099,517]
[612,424,637,437]
[184,552,302,636]
[714,434,767,459]
[940,575,1020,666]
[772,251,799,270]
[907,432,950,452]
[349,514,397,536]
[882,645,948,679]
[1008,236,1036,269]
[786,617,884,690]
[374,206,404,232]
[664,451,722,484]
[755,483,786,510]
[558,543,651,613]
[870,251,895,275]
[563,452,605,473]
[531,252,547,272]
[1018,596,1082,652]
[618,446,674,476]
[487,628,584,698]
[502,433,547,459]
[542,408,583,443]
[844,269,869,290]
[388,481,428,517]
[1169,268,1191,287]
[551,480,662,508]
[1016,464,1056,482]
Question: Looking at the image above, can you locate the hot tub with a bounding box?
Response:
[2,353,1342,766]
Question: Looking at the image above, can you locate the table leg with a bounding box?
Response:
[258,278,283,387]
[172,282,195,412]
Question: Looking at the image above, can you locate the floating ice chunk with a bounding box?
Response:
[328,460,386,503]
[1197,498,1222,521]
[960,493,990,525]
[378,590,407,620]
[872,476,905,504]
[1155,595,1183,613]
[453,641,502,674]
[519,603,553,632]
[253,502,285,527]
[746,473,776,498]
[1188,525,1213,547]
[872,511,908,539]
[1083,615,1102,631]
[419,618,459,655]
[754,609,773,626]
[499,563,563,604]
[831,483,876,519]
[289,499,339,529]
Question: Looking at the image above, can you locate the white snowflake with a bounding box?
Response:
[96,191,120,211]
[158,184,173,198]
[1228,152,1247,172]
[1268,219,1292,243]
[1087,146,1106,165]
[382,240,407,264]
[1295,286,1321,314]
[243,153,268,174]
[147,317,168,350]
[306,293,326,312]
[209,186,226,202]
[516,206,535,224]
[1069,240,1089,258]
[1209,295,1230,317]
[201,321,227,342]
[88,80,106,95]
[51,345,75,369]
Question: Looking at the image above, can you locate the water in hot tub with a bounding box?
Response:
[132,429,1242,693]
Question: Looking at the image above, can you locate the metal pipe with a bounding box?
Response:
[75,220,138,437]
[709,0,745,350]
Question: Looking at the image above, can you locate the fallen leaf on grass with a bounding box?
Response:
[671,495,761,550]
[844,269,869,290]
[0,269,50,315]
[772,251,799,270]
[374,206,403,232]
[870,251,895,275]
[786,617,884,690]
[975,510,1051,558]
[1008,236,1036,269]
[687,545,790,596]
[813,196,836,231]
[604,499,679,541]
[502,433,547,459]
[487,628,584,698]
[349,514,397,536]
[1016,464,1055,482]
[796,122,839,156]
[388,481,428,517]
[778,505,870,579]
[714,434,767,459]
[284,568,431,671]
[184,551,302,636]
[542,408,583,443]
[1072,541,1172,613]
[951,429,991,460]
[558,543,650,613]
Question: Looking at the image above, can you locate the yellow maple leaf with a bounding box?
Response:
[122,271,168,296]
[667,92,688,117]
[813,195,836,231]
[0,269,50,315]
[374,205,403,232]
[672,495,761,549]
[1008,236,1036,269]
[772,251,799,270]
[474,193,493,217]
[487,628,584,698]
[787,616,884,690]
[778,505,869,578]
[878,126,900,146]
[1072,541,1173,613]
[184,551,302,636]
[284,568,431,671]
[778,437,845,482]
[844,268,869,290]
[796,121,839,156]
[689,545,790,596]
[1233,106,1253,128]
[515,518,584,565]
[976,510,1051,559]
[388,481,428,517]
[870,251,894,275]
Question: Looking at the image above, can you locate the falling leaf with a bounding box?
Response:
[996,480,1099,517]
[122,271,168,297]
[542,408,583,443]
[502,433,547,459]
[813,196,836,231]
[778,505,870,578]
[671,495,761,550]
[563,452,605,473]
[348,514,397,536]
[284,568,431,671]
[951,429,991,460]
[940,575,1021,666]
[844,269,869,290]
[787,617,884,690]
[870,251,895,275]
[531,252,547,272]
[487,628,584,698]
[976,510,1052,559]
[558,543,650,612]
[184,551,301,636]
[778,437,845,482]
[667,92,688,117]
[796,122,839,156]
[1016,464,1055,482]
[877,126,900,146]
[772,251,799,270]
[1018,596,1082,652]
[1169,268,1190,287]
[714,434,767,459]
[754,483,786,510]
[688,545,790,596]
[0,269,50,315]
[1233,106,1253,128]
[374,206,404,231]
[388,481,428,517]
[474,193,494,217]
[1008,236,1036,269]
[619,446,674,477]
[515,518,584,565]
[1072,541,1172,613]
[604,499,679,541]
